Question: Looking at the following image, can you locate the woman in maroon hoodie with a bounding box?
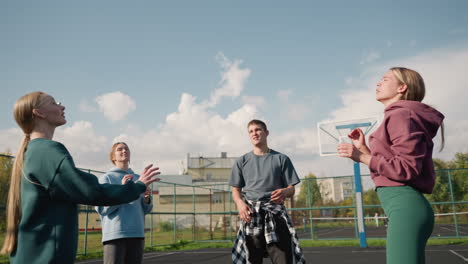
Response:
[337,67,444,264]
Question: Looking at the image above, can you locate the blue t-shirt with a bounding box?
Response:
[229,149,300,201]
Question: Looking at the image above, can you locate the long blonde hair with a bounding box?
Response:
[1,92,48,254]
[390,67,445,151]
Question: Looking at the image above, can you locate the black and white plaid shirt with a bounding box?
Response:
[232,200,306,264]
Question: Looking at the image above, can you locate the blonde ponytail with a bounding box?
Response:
[439,122,445,152]
[1,92,46,255]
[1,136,30,254]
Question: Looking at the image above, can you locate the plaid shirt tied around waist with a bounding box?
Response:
[231,200,306,264]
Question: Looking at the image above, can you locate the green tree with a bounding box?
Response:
[428,153,468,214]
[448,152,468,202]
[433,158,449,170]
[362,189,383,216]
[428,158,451,213]
[0,152,14,231]
[448,152,468,169]
[333,197,354,218]
[294,173,322,222]
[296,173,322,208]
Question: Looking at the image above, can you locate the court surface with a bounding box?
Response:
[78,244,468,264]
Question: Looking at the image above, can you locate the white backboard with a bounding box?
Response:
[317,117,379,156]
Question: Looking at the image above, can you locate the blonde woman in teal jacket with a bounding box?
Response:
[1,92,161,264]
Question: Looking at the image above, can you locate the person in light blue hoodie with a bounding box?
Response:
[96,142,159,264]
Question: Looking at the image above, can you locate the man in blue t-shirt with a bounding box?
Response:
[229,119,304,264]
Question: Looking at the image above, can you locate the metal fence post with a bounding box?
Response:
[229,186,233,240]
[209,188,213,240]
[173,184,177,243]
[84,205,89,256]
[150,209,153,247]
[193,186,196,241]
[306,179,314,239]
[446,170,460,237]
[150,183,154,247]
[223,189,227,240]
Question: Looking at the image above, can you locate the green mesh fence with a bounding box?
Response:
[0,154,466,257]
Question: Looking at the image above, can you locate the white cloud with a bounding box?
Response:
[0,127,23,154]
[110,107,258,174]
[276,89,310,121]
[242,96,266,108]
[272,127,319,156]
[286,104,310,121]
[360,51,381,65]
[56,121,107,153]
[0,122,109,171]
[259,45,468,182]
[100,54,259,174]
[3,49,466,185]
[327,44,468,163]
[204,53,251,107]
[54,121,109,170]
[95,92,136,121]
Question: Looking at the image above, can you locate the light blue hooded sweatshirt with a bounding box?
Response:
[95,167,153,243]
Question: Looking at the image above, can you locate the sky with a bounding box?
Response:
[1,1,467,183]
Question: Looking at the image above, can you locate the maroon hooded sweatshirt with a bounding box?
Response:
[368,100,444,194]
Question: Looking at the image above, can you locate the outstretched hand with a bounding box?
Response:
[136,164,161,186]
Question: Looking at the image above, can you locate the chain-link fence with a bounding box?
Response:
[0,153,466,258]
[74,168,468,256]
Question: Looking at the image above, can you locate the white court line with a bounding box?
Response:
[437,225,468,235]
[150,250,322,254]
[351,250,385,253]
[440,226,456,232]
[136,247,445,255]
[315,228,348,236]
[450,250,468,262]
[77,248,468,262]
[351,249,466,253]
[143,252,177,259]
[77,252,178,263]
[170,251,230,254]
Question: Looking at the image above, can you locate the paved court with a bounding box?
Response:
[78,244,468,264]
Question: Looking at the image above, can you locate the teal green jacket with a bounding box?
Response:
[10,138,147,264]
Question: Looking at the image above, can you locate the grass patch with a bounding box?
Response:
[427,237,468,246]
[147,240,233,251]
[300,237,468,247]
